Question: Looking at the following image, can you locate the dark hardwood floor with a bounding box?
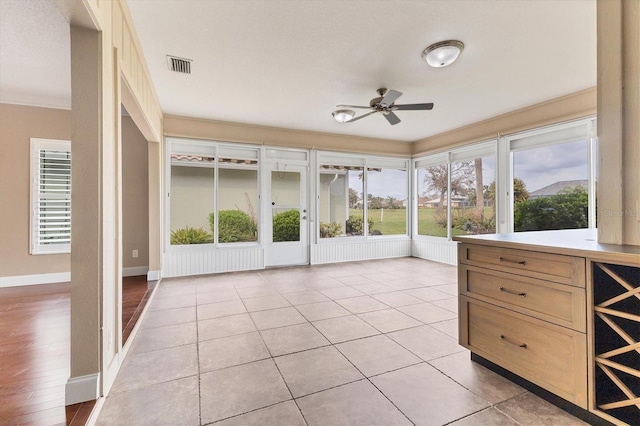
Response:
[0,275,155,425]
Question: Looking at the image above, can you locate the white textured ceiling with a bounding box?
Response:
[0,0,70,109]
[0,0,596,142]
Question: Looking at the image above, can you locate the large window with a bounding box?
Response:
[318,154,408,239]
[508,119,596,232]
[415,144,496,239]
[168,140,259,246]
[30,138,71,254]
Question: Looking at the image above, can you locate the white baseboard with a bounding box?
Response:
[122,266,149,277]
[0,272,71,288]
[66,373,100,405]
[147,269,161,281]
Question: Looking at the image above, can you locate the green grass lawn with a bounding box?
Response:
[348,207,494,237]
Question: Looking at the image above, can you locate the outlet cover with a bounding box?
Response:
[132,250,139,258]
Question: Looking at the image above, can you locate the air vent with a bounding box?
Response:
[166,55,192,74]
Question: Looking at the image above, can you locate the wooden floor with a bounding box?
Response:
[0,276,155,425]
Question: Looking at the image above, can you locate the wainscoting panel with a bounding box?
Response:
[412,238,458,265]
[311,239,412,265]
[163,248,264,277]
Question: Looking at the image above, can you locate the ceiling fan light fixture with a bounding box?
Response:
[332,109,355,123]
[422,40,464,68]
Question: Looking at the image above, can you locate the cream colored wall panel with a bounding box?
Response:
[163,248,264,277]
[412,239,458,265]
[310,239,411,264]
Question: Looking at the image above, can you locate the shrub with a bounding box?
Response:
[170,226,213,245]
[451,211,496,234]
[345,215,374,235]
[320,221,342,238]
[210,210,257,243]
[273,209,300,242]
[514,188,588,232]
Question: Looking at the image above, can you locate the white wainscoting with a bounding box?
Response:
[0,272,71,287]
[163,248,264,278]
[412,238,458,265]
[311,238,412,265]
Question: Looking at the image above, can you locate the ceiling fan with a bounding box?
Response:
[334,88,434,125]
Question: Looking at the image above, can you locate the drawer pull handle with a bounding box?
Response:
[499,286,527,297]
[500,334,527,349]
[499,257,526,265]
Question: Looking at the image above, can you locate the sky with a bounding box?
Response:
[349,139,589,200]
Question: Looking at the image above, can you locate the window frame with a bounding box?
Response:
[30,138,72,255]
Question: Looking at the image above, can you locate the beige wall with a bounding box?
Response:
[164,115,412,157]
[122,116,149,268]
[0,104,71,277]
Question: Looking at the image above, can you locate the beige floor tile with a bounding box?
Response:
[199,332,270,372]
[296,379,411,426]
[429,351,525,405]
[150,293,196,310]
[312,315,380,343]
[398,302,458,324]
[131,322,197,354]
[362,272,397,282]
[283,290,330,305]
[432,283,459,296]
[335,335,422,377]
[200,359,291,423]
[431,296,459,313]
[371,363,489,425]
[111,344,198,393]
[198,313,256,341]
[380,279,425,291]
[495,392,588,425]
[197,299,246,320]
[215,401,305,426]
[296,300,351,321]
[335,295,390,314]
[372,291,424,307]
[232,277,269,289]
[403,287,451,302]
[429,318,459,339]
[450,407,519,425]
[409,275,450,287]
[96,376,199,426]
[336,275,376,286]
[237,285,278,298]
[358,309,422,333]
[351,282,395,295]
[259,323,330,356]
[141,306,196,329]
[319,286,364,300]
[387,325,466,361]
[243,294,291,312]
[196,280,236,293]
[250,306,307,330]
[275,346,363,397]
[196,289,239,305]
[154,283,196,298]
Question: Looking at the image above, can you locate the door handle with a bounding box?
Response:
[302,216,307,220]
[272,202,275,206]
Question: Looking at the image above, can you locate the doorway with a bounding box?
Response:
[265,164,309,266]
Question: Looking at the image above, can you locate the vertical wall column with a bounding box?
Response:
[148,140,163,279]
[597,0,640,246]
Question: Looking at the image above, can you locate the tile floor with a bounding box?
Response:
[97,257,586,425]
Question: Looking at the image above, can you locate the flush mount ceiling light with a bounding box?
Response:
[422,40,464,68]
[332,109,355,123]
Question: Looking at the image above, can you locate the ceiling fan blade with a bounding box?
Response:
[394,103,434,111]
[380,90,402,106]
[336,104,373,109]
[384,111,401,125]
[347,110,378,123]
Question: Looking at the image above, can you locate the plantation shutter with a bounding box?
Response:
[31,139,71,254]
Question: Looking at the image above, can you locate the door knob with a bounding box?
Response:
[271,202,275,206]
[302,216,307,220]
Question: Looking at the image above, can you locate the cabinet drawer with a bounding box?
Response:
[459,265,586,332]
[460,297,587,408]
[459,244,585,287]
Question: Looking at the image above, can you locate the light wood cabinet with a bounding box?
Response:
[458,242,589,409]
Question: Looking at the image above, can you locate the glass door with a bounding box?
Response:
[265,165,308,266]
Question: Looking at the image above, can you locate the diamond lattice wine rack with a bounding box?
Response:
[592,262,640,425]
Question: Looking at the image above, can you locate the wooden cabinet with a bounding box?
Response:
[458,242,588,409]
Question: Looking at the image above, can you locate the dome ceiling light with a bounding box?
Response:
[422,40,464,68]
[332,109,356,123]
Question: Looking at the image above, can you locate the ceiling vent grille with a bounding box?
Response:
[167,55,192,74]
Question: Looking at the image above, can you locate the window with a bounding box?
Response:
[318,153,408,239]
[508,119,596,232]
[30,138,71,254]
[414,142,496,239]
[168,139,260,246]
